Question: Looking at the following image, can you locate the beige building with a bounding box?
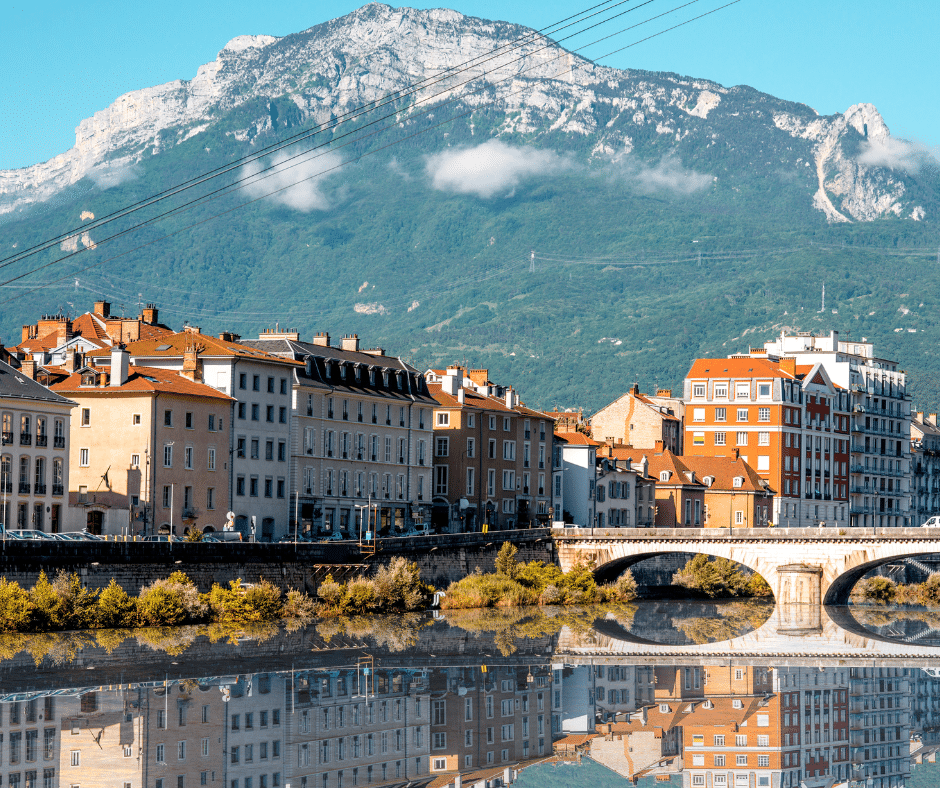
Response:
[52,347,234,535]
[591,385,683,454]
[0,359,75,533]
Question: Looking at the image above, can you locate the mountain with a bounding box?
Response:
[1,3,939,412]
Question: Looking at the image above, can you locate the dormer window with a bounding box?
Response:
[81,372,97,386]
[369,368,376,385]
[733,476,744,488]
[660,471,671,482]
[340,364,347,380]
[703,476,715,487]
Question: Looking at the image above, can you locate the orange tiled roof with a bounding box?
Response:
[429,383,511,412]
[678,455,772,494]
[686,356,796,380]
[554,431,601,446]
[71,312,109,342]
[52,365,235,401]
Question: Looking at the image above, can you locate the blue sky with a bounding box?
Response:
[1,0,936,170]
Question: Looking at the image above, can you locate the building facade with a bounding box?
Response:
[910,412,940,526]
[757,331,912,527]
[590,384,683,454]
[429,367,556,532]
[0,359,75,534]
[52,348,234,536]
[244,331,436,537]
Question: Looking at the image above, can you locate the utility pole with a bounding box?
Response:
[529,250,535,273]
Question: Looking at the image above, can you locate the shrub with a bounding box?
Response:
[372,558,426,611]
[920,574,940,606]
[0,579,32,632]
[515,561,563,592]
[208,580,283,623]
[539,584,564,606]
[495,542,519,579]
[345,578,377,614]
[29,572,67,630]
[183,527,204,542]
[137,584,188,627]
[602,572,638,603]
[96,580,137,628]
[858,576,897,604]
[672,555,762,598]
[282,589,317,620]
[51,572,98,629]
[240,581,283,622]
[317,575,347,609]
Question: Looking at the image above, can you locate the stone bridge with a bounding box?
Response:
[552,526,940,605]
[555,603,940,666]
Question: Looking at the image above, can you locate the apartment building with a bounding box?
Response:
[683,355,851,528]
[847,668,911,788]
[560,439,655,527]
[0,359,75,534]
[82,328,299,540]
[0,694,65,788]
[910,412,940,526]
[427,664,553,775]
[222,674,287,788]
[756,331,911,527]
[429,367,556,532]
[52,347,233,535]
[591,384,683,454]
[284,666,431,787]
[243,331,435,537]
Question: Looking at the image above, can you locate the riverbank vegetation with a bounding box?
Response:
[314,558,432,617]
[0,571,317,633]
[671,555,773,599]
[439,544,638,610]
[852,574,940,605]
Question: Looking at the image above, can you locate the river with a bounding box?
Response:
[0,599,936,788]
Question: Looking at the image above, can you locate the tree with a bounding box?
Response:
[495,542,519,579]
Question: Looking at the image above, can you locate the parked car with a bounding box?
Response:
[4,529,56,541]
[141,535,171,543]
[203,531,243,542]
[923,516,940,527]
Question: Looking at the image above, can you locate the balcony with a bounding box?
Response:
[182,507,198,519]
[19,433,31,446]
[35,435,47,447]
[0,481,11,494]
[34,484,46,495]
[52,484,63,496]
[18,482,30,495]
[1,431,12,445]
[53,436,65,449]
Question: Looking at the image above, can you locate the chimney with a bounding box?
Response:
[110,345,129,386]
[779,357,796,377]
[929,414,938,427]
[454,775,462,788]
[21,325,32,343]
[361,347,386,357]
[654,440,664,453]
[183,325,201,334]
[631,382,640,395]
[182,345,202,383]
[20,358,37,380]
[503,768,512,786]
[732,447,740,460]
[56,320,73,345]
[341,334,360,352]
[656,388,672,398]
[64,348,82,373]
[457,387,465,404]
[141,304,159,324]
[219,331,241,342]
[442,368,461,396]
[640,455,649,478]
[93,300,111,318]
[313,332,330,347]
[916,411,924,422]
[505,389,514,409]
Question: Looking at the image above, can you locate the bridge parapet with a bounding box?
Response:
[551,526,940,605]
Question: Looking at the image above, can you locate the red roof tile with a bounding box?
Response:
[52,365,235,401]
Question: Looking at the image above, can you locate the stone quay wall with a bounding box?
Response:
[0,529,553,595]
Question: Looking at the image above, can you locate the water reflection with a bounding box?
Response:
[0,602,936,788]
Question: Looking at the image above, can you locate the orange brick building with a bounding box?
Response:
[683,357,850,528]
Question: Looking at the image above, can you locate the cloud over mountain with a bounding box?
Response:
[425,140,571,198]
[857,137,936,174]
[241,148,344,211]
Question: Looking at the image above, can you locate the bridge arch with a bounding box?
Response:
[822,551,940,605]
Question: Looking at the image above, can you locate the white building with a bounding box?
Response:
[0,360,75,533]
[244,331,436,536]
[759,331,912,527]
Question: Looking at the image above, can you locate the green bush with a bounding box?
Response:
[921,574,940,605]
[208,580,283,623]
[0,579,32,632]
[52,572,99,629]
[858,576,897,604]
[28,572,67,630]
[96,580,137,628]
[345,578,377,614]
[282,589,317,620]
[602,572,638,603]
[672,555,767,599]
[372,558,426,611]
[495,542,519,579]
[137,584,188,627]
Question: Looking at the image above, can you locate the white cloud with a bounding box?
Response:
[241,147,344,211]
[425,140,571,198]
[857,137,937,174]
[88,162,139,189]
[614,154,711,196]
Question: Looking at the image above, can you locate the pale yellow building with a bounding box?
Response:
[52,347,234,535]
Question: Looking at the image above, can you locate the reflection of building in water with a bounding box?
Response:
[284,666,431,787]
[0,695,66,788]
[847,668,911,788]
[911,668,940,747]
[427,665,553,775]
[223,673,287,788]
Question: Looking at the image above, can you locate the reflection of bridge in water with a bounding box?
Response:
[556,603,940,667]
[554,526,940,605]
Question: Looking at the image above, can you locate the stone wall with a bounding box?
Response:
[0,529,553,594]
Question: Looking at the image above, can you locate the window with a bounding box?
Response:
[693,408,705,422]
[433,733,446,750]
[81,408,90,426]
[208,448,216,471]
[758,407,770,421]
[184,446,194,469]
[714,432,726,445]
[436,412,449,426]
[715,407,726,422]
[692,432,705,446]
[757,383,771,398]
[737,408,748,421]
[133,413,141,425]
[503,441,515,461]
[80,448,89,467]
[164,444,173,467]
[757,456,770,471]
[207,488,215,509]
[757,754,770,767]
[435,437,449,457]
[466,437,475,458]
[736,431,748,445]
[714,735,725,746]
[714,383,728,398]
[758,431,770,446]
[735,510,744,524]
[736,755,748,766]
[692,384,706,398]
